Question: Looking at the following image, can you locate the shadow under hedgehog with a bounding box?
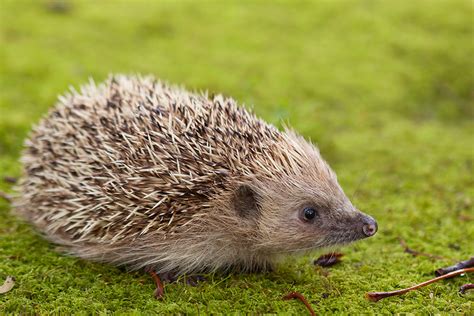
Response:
[14,74,377,298]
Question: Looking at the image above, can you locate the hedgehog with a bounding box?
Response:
[14,74,377,297]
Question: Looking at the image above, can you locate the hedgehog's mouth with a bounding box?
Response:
[321,231,367,247]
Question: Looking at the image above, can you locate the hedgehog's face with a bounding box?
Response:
[248,173,378,254]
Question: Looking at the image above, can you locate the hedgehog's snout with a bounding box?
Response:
[361,215,378,237]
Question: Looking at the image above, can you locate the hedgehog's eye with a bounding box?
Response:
[302,207,317,221]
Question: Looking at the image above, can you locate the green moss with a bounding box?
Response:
[0,0,472,314]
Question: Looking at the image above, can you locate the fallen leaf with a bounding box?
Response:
[0,276,15,294]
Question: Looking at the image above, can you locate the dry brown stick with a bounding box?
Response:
[459,283,474,294]
[398,237,446,260]
[283,291,316,316]
[366,267,474,302]
[435,257,474,276]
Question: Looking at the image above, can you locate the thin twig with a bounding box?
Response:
[366,267,474,302]
[283,291,316,316]
[459,283,474,294]
[435,257,474,276]
[398,237,446,260]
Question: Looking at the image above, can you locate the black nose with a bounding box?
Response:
[362,216,378,237]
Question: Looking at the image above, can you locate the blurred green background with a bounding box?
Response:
[0,0,473,314]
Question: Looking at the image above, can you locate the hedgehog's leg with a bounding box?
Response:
[146,269,164,299]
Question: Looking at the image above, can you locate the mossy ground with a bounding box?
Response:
[0,0,473,314]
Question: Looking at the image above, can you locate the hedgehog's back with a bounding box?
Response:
[14,75,281,249]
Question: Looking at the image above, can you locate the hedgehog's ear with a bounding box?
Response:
[232,185,260,219]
